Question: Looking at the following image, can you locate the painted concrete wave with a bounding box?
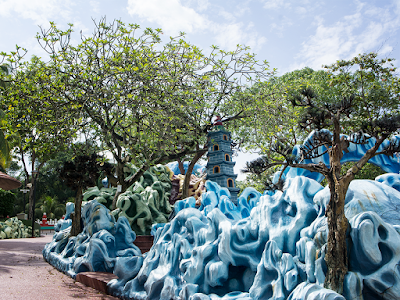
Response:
[42,172,400,299]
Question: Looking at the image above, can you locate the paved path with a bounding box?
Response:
[0,235,118,300]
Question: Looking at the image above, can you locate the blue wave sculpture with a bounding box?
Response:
[105,175,400,300]
[274,130,400,183]
[167,161,205,176]
[43,175,400,299]
[43,200,141,278]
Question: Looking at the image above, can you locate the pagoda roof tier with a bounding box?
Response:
[206,160,236,165]
[206,173,238,179]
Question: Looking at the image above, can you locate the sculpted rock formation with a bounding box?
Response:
[82,164,175,235]
[43,173,400,299]
[106,175,400,300]
[0,217,35,238]
[43,200,141,278]
[42,138,400,300]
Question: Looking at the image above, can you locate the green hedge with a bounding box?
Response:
[20,219,41,231]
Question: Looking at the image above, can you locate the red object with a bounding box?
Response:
[39,213,54,227]
[213,116,223,126]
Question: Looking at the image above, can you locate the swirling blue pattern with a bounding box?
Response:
[43,169,400,298]
[43,200,141,278]
[105,175,400,300]
[274,130,400,183]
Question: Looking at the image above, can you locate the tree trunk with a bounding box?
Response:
[182,150,206,199]
[70,185,83,236]
[27,151,36,221]
[126,164,150,187]
[111,162,126,210]
[28,171,39,221]
[177,158,185,175]
[324,120,349,294]
[28,184,35,221]
[324,180,349,294]
[116,161,127,190]
[111,190,121,210]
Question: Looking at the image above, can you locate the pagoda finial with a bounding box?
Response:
[213,116,225,130]
[213,116,223,126]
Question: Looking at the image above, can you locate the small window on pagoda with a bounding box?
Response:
[227,178,234,187]
[213,144,219,151]
[213,166,220,174]
[223,135,228,141]
[225,154,230,161]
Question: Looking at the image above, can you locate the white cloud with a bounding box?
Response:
[295,6,307,15]
[126,0,265,52]
[126,0,209,34]
[0,0,75,26]
[218,10,236,23]
[213,22,266,51]
[89,0,100,14]
[188,0,209,12]
[269,15,293,36]
[262,0,290,10]
[293,1,400,70]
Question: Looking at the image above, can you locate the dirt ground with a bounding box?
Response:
[0,234,118,300]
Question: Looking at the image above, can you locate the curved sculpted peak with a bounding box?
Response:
[375,173,400,192]
[275,130,400,183]
[114,164,173,235]
[43,200,141,278]
[43,173,400,300]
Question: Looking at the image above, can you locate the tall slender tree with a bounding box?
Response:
[60,153,102,236]
[0,56,78,221]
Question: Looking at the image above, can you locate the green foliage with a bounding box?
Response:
[34,208,42,220]
[320,162,385,186]
[60,153,102,190]
[0,189,16,217]
[2,18,269,191]
[229,67,325,156]
[34,150,84,203]
[238,53,400,172]
[236,174,268,194]
[36,195,66,219]
[0,67,11,170]
[1,55,78,163]
[241,53,400,293]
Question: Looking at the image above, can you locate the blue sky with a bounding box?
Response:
[1,0,400,178]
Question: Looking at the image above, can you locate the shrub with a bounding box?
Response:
[0,189,16,217]
[35,208,43,220]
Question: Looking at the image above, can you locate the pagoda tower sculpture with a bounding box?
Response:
[206,116,240,203]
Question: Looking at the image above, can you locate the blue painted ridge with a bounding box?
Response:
[44,174,400,299]
[274,130,400,183]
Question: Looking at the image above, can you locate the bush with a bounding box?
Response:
[54,206,65,219]
[35,208,43,220]
[0,189,16,217]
